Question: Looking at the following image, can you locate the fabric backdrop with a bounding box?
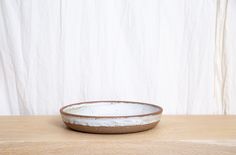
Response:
[0,0,235,115]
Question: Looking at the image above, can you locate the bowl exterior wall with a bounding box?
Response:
[64,121,160,134]
[61,114,161,133]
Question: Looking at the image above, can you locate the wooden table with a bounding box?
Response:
[0,116,235,155]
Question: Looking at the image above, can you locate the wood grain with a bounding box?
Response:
[0,116,235,155]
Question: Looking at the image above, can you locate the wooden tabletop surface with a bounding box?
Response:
[0,116,236,155]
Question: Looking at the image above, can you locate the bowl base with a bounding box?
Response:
[64,121,159,134]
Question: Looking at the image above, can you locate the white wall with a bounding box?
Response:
[0,0,235,115]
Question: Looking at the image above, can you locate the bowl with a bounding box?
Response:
[60,101,163,134]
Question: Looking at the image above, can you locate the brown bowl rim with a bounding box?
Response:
[60,100,163,118]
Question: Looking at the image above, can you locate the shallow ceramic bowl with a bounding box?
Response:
[60,101,163,134]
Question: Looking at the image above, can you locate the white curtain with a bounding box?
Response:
[0,0,235,115]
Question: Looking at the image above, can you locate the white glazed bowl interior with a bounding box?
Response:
[62,101,162,117]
